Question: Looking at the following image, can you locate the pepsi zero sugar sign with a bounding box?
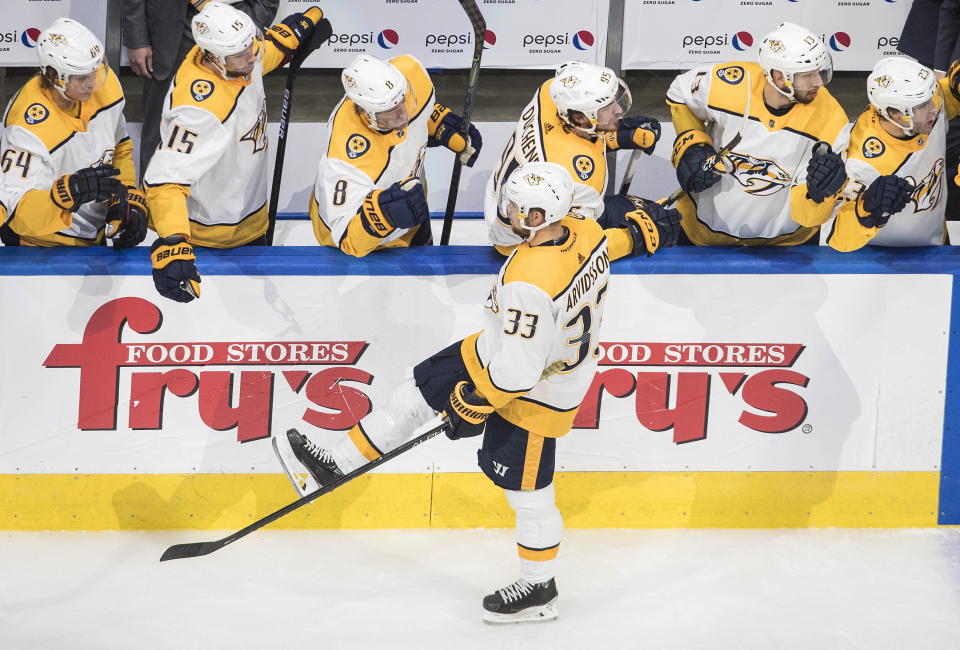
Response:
[622,0,910,71]
[279,0,609,69]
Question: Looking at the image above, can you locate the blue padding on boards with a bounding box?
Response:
[2,245,960,276]
[940,276,960,524]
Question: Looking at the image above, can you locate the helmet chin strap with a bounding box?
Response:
[767,70,798,103]
[880,109,916,137]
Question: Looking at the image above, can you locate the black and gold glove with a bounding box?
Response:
[106,187,148,249]
[444,381,494,440]
[51,165,121,212]
[150,236,201,303]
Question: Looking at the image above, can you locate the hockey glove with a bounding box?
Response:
[51,165,122,212]
[805,148,847,204]
[151,236,201,303]
[857,175,912,228]
[445,381,494,440]
[267,7,328,57]
[603,116,661,153]
[106,187,148,249]
[625,200,682,257]
[676,143,722,194]
[428,104,482,167]
[357,178,430,236]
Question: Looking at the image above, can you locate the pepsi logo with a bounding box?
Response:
[377,29,399,49]
[483,30,496,49]
[21,27,40,48]
[828,32,851,51]
[572,30,595,51]
[731,31,753,51]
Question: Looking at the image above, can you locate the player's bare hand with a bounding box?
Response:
[128,46,153,79]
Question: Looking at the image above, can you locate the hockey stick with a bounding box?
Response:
[701,70,751,175]
[661,71,753,208]
[618,149,642,195]
[159,419,449,562]
[265,19,334,245]
[439,0,486,246]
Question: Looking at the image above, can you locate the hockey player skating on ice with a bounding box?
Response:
[667,21,849,245]
[825,57,960,250]
[143,2,329,302]
[308,53,482,256]
[276,162,608,623]
[485,61,680,260]
[1,18,144,249]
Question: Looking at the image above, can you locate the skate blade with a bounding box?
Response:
[482,601,558,624]
[272,435,319,497]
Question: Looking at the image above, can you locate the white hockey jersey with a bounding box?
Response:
[461,216,609,438]
[667,61,850,245]
[484,80,608,254]
[825,82,960,250]
[309,55,438,257]
[1,70,134,246]
[144,43,288,248]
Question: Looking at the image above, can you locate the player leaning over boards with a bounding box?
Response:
[485,61,681,260]
[825,57,960,250]
[143,2,329,302]
[667,22,850,245]
[276,163,607,623]
[0,18,144,249]
[309,53,482,256]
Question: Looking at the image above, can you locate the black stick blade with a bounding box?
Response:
[160,540,224,562]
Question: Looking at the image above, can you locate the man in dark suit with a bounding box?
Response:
[122,0,279,175]
[898,0,941,68]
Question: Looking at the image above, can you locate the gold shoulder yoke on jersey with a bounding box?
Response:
[847,109,926,175]
[170,47,247,123]
[390,54,434,121]
[534,82,606,194]
[326,98,393,182]
[502,217,605,299]
[5,71,125,153]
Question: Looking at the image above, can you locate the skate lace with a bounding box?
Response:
[303,438,336,465]
[497,579,534,604]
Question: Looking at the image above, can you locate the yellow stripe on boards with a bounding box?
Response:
[0,471,940,531]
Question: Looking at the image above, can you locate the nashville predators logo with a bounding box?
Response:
[194,21,209,35]
[24,103,48,125]
[93,149,115,167]
[725,151,792,196]
[717,66,744,85]
[559,75,581,88]
[863,137,885,159]
[905,158,945,213]
[343,74,358,89]
[240,102,269,154]
[572,154,594,180]
[523,173,544,186]
[49,33,67,47]
[346,134,370,159]
[767,40,784,53]
[875,75,893,88]
[191,79,214,102]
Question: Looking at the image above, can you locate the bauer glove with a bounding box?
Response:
[358,178,430,235]
[857,175,912,228]
[444,381,494,440]
[428,104,482,167]
[105,187,148,249]
[51,165,122,212]
[151,236,201,303]
[267,7,331,59]
[676,143,722,194]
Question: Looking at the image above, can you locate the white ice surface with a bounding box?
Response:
[2,528,960,649]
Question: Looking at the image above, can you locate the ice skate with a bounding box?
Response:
[482,577,559,624]
[272,428,344,496]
